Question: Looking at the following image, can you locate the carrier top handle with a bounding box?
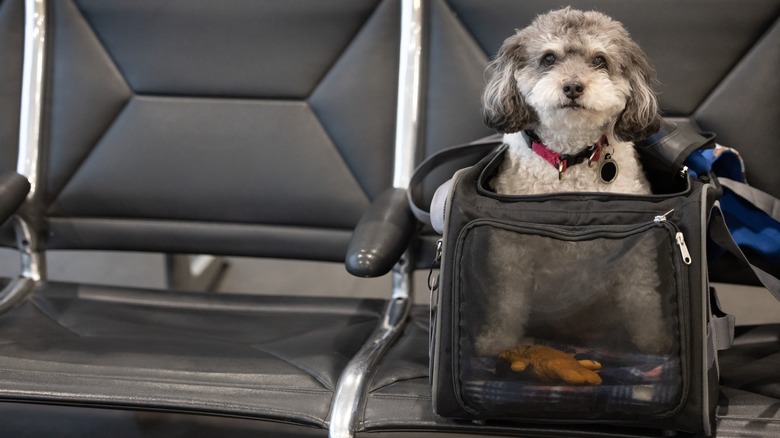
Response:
[635,119,715,174]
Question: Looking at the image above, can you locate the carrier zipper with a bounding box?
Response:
[654,209,692,265]
[428,239,443,388]
[428,239,443,292]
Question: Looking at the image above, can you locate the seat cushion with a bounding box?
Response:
[719,324,780,399]
[359,306,780,436]
[0,281,385,427]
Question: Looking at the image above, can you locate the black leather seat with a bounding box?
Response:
[352,0,780,436]
[0,0,23,177]
[0,0,778,436]
[0,0,405,432]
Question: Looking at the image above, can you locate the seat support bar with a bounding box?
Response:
[328,252,413,438]
[0,0,49,315]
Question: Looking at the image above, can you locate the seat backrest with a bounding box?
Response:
[422,0,780,198]
[0,0,25,249]
[0,0,23,175]
[24,0,400,262]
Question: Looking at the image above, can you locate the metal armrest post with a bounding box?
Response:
[18,0,45,199]
[0,217,42,313]
[329,0,423,435]
[0,0,50,315]
[329,251,413,438]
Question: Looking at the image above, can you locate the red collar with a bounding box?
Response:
[526,132,608,177]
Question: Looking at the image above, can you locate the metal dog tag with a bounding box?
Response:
[599,154,619,184]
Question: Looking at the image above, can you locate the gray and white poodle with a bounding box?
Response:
[473,8,673,358]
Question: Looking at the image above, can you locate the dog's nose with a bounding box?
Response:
[563,81,584,100]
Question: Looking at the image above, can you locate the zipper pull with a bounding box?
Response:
[675,232,692,265]
[428,239,443,291]
[655,209,692,265]
[433,239,443,264]
[654,209,675,223]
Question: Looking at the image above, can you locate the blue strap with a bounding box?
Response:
[687,148,780,262]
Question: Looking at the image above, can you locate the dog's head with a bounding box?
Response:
[482,8,661,143]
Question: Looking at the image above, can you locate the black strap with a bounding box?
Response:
[407,134,503,225]
[634,119,715,172]
[406,131,780,304]
[709,203,780,301]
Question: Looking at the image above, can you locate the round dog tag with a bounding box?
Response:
[599,154,619,184]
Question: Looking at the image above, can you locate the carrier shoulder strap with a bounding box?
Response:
[624,120,780,301]
[407,128,780,301]
[709,203,780,300]
[409,120,714,225]
[407,134,503,225]
[719,177,780,222]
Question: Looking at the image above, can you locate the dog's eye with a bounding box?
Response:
[592,55,607,69]
[541,53,556,67]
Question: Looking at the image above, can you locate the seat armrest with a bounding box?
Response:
[346,188,417,278]
[0,172,30,225]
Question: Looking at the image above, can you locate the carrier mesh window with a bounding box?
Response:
[455,222,684,419]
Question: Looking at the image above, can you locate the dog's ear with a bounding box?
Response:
[613,47,662,142]
[481,39,538,133]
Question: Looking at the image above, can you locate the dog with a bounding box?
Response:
[473,8,672,358]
